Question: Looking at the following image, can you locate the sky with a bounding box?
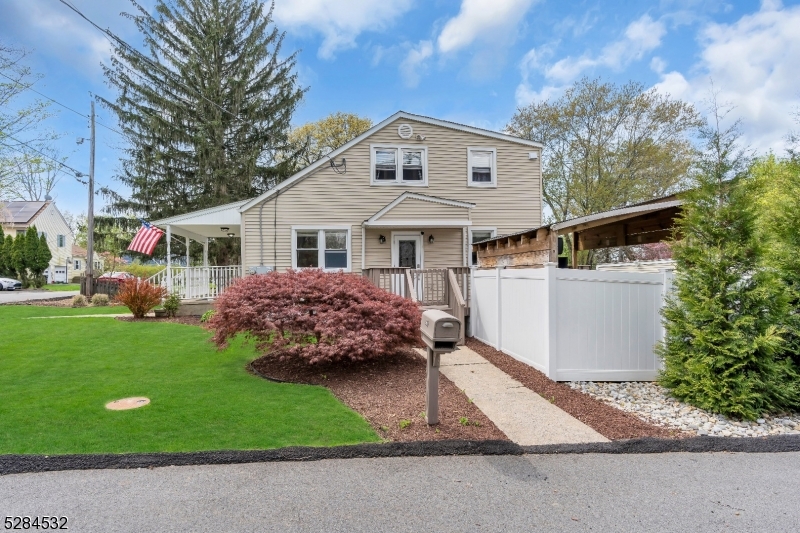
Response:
[2,0,799,218]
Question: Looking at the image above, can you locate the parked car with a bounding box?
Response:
[96,272,135,284]
[0,278,23,291]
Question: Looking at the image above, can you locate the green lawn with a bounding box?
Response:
[0,305,379,455]
[42,284,81,291]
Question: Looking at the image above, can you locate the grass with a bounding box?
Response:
[42,284,81,291]
[0,305,380,454]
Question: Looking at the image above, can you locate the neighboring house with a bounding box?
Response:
[0,200,74,283]
[71,245,105,280]
[153,111,543,281]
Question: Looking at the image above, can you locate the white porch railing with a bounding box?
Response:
[146,265,243,299]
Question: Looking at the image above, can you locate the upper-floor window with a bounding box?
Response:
[467,147,497,187]
[74,260,81,270]
[57,234,65,247]
[371,145,427,186]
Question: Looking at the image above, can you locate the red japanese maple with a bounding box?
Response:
[210,270,422,365]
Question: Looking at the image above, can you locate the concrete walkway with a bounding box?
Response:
[417,346,608,446]
[24,313,132,319]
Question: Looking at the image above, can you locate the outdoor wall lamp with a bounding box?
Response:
[227,232,235,238]
[379,234,386,244]
[220,227,230,232]
[428,234,435,244]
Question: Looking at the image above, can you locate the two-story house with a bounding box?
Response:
[152,111,543,285]
[0,200,74,283]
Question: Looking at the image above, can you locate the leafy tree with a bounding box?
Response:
[285,112,373,168]
[100,0,305,226]
[507,78,701,265]
[750,156,800,362]
[2,144,65,201]
[658,100,800,420]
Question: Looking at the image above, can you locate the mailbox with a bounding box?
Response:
[420,309,461,354]
[420,309,461,426]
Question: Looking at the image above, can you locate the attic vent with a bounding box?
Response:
[397,123,413,139]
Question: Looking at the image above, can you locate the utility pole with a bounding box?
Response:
[86,100,96,296]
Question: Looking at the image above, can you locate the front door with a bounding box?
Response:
[392,234,423,269]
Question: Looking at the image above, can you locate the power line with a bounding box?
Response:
[0,135,87,185]
[0,70,125,136]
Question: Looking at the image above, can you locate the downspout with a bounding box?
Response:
[273,189,280,268]
[361,222,366,272]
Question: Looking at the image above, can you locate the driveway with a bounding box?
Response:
[0,290,77,304]
[2,452,798,532]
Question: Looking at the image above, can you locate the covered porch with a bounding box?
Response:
[151,201,247,299]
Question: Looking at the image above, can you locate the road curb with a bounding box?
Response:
[3,435,800,475]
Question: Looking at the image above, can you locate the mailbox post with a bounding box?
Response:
[420,309,462,425]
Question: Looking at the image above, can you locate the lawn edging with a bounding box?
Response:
[3,435,800,476]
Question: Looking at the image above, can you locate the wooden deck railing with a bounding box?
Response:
[363,266,470,345]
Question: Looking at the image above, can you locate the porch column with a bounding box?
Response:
[203,238,209,267]
[166,225,172,292]
[185,236,191,267]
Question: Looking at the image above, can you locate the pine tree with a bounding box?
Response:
[0,225,6,276]
[24,226,42,287]
[658,102,800,419]
[100,0,304,223]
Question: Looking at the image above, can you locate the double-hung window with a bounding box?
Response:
[470,228,496,266]
[371,145,427,185]
[57,234,65,247]
[467,147,497,187]
[292,227,351,271]
[74,260,81,270]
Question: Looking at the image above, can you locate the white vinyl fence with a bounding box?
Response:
[471,263,673,381]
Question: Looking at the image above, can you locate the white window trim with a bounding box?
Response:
[469,227,497,266]
[370,144,428,186]
[467,147,497,188]
[291,225,352,272]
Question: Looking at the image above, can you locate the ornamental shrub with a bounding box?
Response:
[210,269,422,365]
[91,293,110,306]
[117,278,166,318]
[658,113,800,420]
[163,292,181,317]
[71,294,87,308]
[200,309,215,323]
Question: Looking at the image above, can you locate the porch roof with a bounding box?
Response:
[364,192,474,228]
[151,200,246,240]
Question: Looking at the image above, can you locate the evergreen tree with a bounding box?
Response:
[100,0,304,223]
[11,233,27,286]
[34,232,51,287]
[658,102,800,419]
[0,225,6,276]
[24,226,41,287]
[1,234,13,277]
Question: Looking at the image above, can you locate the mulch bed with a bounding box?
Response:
[1,296,74,307]
[250,350,508,443]
[465,338,689,440]
[115,316,203,326]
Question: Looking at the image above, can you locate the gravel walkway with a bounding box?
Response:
[568,381,800,438]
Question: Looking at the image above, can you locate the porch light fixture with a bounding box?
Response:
[220,227,230,232]
[428,234,434,244]
[379,234,386,244]
[227,232,235,238]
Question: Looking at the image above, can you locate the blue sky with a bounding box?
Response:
[2,0,799,217]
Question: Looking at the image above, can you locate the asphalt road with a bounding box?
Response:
[0,290,77,304]
[2,452,799,532]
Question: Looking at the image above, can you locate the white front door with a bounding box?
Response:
[391,233,423,269]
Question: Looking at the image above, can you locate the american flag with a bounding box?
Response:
[127,220,164,256]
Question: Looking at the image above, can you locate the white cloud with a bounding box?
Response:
[653,0,800,152]
[514,14,666,106]
[437,0,539,53]
[399,41,433,88]
[545,15,666,83]
[273,0,414,59]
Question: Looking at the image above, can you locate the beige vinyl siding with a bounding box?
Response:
[2,203,74,275]
[363,228,463,269]
[380,198,469,220]
[242,118,541,273]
